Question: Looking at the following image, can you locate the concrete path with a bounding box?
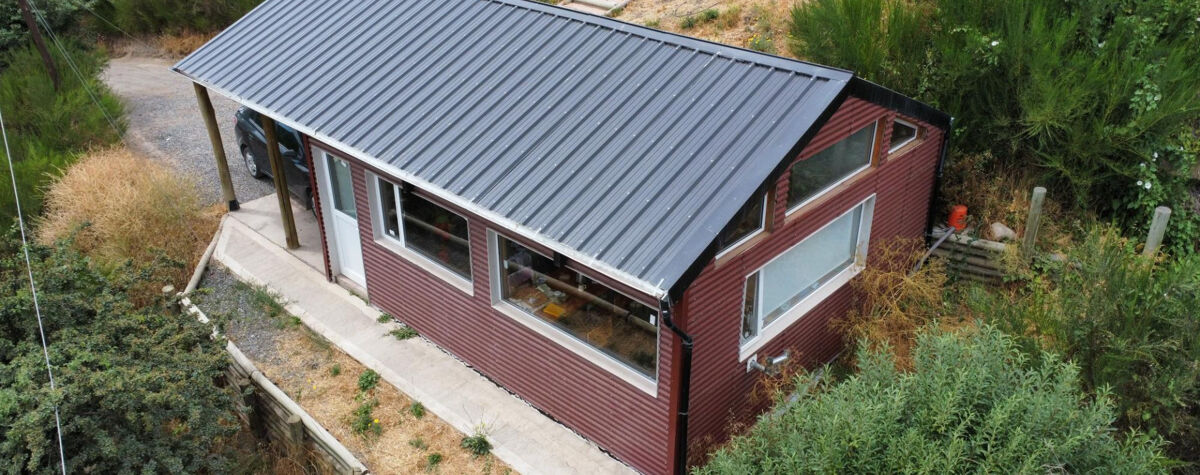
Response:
[214,194,636,475]
[102,56,274,205]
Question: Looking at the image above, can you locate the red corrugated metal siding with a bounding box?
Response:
[332,157,673,474]
[681,97,946,460]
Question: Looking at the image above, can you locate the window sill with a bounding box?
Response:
[738,263,863,361]
[713,229,769,267]
[491,302,659,397]
[784,167,873,225]
[373,237,474,297]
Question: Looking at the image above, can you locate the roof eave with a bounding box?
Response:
[177,71,672,301]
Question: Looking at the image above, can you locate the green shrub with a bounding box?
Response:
[679,16,697,30]
[329,363,341,377]
[698,325,1168,473]
[0,233,237,473]
[357,369,379,393]
[425,452,443,472]
[349,398,382,438]
[0,42,123,223]
[389,326,418,340]
[699,9,720,22]
[461,431,491,457]
[376,313,393,324]
[92,0,262,35]
[971,227,1200,463]
[787,0,1200,252]
[409,401,425,419]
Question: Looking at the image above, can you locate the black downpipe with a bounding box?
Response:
[924,117,955,245]
[661,299,694,475]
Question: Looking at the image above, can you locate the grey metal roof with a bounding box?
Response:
[174,0,852,299]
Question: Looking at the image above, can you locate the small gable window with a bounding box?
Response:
[888,119,920,153]
[717,193,768,254]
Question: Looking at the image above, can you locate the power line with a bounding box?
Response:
[0,99,68,475]
[27,0,124,139]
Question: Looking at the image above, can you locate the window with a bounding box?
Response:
[717,193,767,253]
[494,234,659,378]
[373,177,472,281]
[327,155,356,218]
[787,123,877,211]
[741,197,875,352]
[888,119,919,153]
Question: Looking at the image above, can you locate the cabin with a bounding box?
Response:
[174,0,950,473]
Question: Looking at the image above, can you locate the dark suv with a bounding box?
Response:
[234,107,313,209]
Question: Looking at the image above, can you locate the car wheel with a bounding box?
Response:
[242,146,264,178]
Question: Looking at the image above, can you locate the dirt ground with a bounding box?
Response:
[196,265,510,474]
[616,0,799,57]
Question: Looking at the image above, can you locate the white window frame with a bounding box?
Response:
[740,195,876,361]
[888,118,920,154]
[487,230,659,396]
[786,122,878,216]
[367,174,473,296]
[715,192,769,259]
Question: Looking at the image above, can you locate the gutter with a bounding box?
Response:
[925,117,955,244]
[661,299,694,475]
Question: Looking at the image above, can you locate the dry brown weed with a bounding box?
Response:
[37,147,222,302]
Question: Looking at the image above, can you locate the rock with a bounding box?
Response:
[988,222,1017,241]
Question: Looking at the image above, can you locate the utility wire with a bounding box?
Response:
[75,2,160,53]
[0,101,68,475]
[27,0,124,139]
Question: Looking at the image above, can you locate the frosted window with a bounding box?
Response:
[760,207,860,325]
[740,199,872,347]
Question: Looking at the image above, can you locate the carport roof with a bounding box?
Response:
[173,0,853,299]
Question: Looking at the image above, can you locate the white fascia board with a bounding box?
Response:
[181,73,670,301]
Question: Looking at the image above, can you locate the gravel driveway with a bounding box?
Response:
[102,55,274,205]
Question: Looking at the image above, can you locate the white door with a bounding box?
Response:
[318,149,366,287]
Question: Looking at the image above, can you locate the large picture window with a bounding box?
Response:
[374,177,472,281]
[787,123,877,211]
[494,234,659,378]
[741,197,875,351]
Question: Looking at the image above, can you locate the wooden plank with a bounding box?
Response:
[1022,187,1046,259]
[193,83,239,211]
[1143,206,1171,257]
[931,248,1002,270]
[931,230,1008,254]
[259,114,300,249]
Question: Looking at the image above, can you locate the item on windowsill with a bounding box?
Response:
[543,303,566,319]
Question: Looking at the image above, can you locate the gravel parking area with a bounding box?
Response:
[102,55,273,205]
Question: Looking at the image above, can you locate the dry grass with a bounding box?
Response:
[37,147,222,301]
[617,0,798,57]
[834,238,956,369]
[156,30,218,58]
[254,329,509,474]
[939,153,1071,247]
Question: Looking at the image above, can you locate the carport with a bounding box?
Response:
[194,83,301,249]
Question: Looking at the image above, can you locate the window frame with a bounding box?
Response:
[715,192,769,259]
[785,122,878,216]
[887,118,921,154]
[487,229,660,396]
[740,195,876,360]
[367,173,474,295]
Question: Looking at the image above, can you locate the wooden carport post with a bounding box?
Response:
[259,114,300,249]
[193,83,239,211]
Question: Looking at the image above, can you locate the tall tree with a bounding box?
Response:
[15,0,58,91]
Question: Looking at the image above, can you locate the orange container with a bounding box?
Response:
[948,205,968,231]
